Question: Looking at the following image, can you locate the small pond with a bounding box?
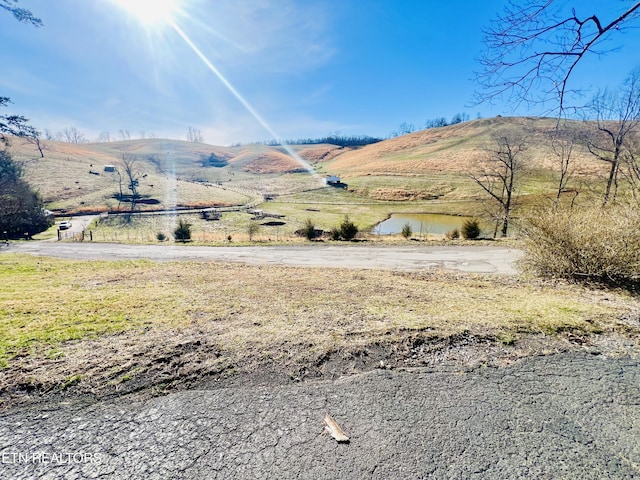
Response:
[373,213,471,236]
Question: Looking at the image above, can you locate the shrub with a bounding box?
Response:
[338,215,358,240]
[330,227,341,241]
[174,218,192,242]
[247,221,260,241]
[401,222,412,239]
[446,228,460,240]
[156,232,167,242]
[301,218,318,240]
[461,218,481,239]
[521,204,640,290]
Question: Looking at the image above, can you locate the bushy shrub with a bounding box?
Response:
[445,228,460,240]
[301,218,318,240]
[174,219,192,242]
[521,205,640,290]
[401,222,412,239]
[0,150,53,238]
[339,215,359,240]
[461,218,481,239]
[330,216,359,241]
[156,232,167,242]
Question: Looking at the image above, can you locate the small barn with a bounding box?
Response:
[104,165,116,172]
[324,175,348,189]
[324,175,341,185]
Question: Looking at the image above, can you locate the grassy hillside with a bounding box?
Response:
[7,116,614,238]
[9,138,323,214]
[314,117,606,204]
[322,117,601,176]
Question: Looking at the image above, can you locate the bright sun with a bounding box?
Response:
[113,0,180,26]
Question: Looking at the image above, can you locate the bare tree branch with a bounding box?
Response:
[0,0,42,27]
[475,1,640,115]
[586,69,640,205]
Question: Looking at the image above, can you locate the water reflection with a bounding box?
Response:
[374,213,471,235]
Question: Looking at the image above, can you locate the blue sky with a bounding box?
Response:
[2,0,640,145]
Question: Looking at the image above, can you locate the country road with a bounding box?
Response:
[1,353,639,479]
[2,241,522,274]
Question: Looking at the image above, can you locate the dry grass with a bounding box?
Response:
[242,152,307,174]
[10,117,614,231]
[1,254,638,401]
[521,204,640,289]
[325,117,606,178]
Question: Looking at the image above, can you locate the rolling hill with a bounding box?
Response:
[8,116,607,214]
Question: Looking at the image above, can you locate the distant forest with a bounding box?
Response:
[233,135,383,148]
[235,114,477,147]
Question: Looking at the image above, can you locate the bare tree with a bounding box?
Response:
[119,154,142,221]
[586,70,640,205]
[471,134,528,237]
[26,128,45,158]
[476,1,640,114]
[121,155,140,199]
[119,129,131,141]
[187,126,203,143]
[550,121,580,209]
[58,126,86,144]
[247,221,260,241]
[0,97,37,146]
[425,117,448,129]
[391,122,415,138]
[97,131,111,143]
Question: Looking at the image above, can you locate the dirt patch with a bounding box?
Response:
[2,326,638,411]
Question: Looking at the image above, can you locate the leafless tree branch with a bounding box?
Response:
[475,1,640,115]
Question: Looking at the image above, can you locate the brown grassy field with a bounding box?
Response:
[322,117,605,177]
[11,116,610,218]
[3,120,640,406]
[1,254,639,405]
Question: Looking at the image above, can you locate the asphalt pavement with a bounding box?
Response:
[3,242,521,274]
[1,352,639,479]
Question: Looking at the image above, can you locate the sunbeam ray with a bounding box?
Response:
[168,19,319,177]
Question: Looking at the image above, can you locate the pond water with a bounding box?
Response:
[373,213,471,236]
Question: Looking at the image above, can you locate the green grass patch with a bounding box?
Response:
[0,254,636,373]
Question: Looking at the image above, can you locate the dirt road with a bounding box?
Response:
[4,242,521,274]
[1,352,638,479]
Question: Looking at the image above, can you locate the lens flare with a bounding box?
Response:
[113,1,318,177]
[168,19,317,176]
[113,0,180,26]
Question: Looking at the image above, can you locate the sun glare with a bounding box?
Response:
[113,0,179,26]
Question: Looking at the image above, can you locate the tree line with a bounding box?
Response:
[235,134,384,148]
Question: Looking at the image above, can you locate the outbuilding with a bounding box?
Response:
[324,175,341,185]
